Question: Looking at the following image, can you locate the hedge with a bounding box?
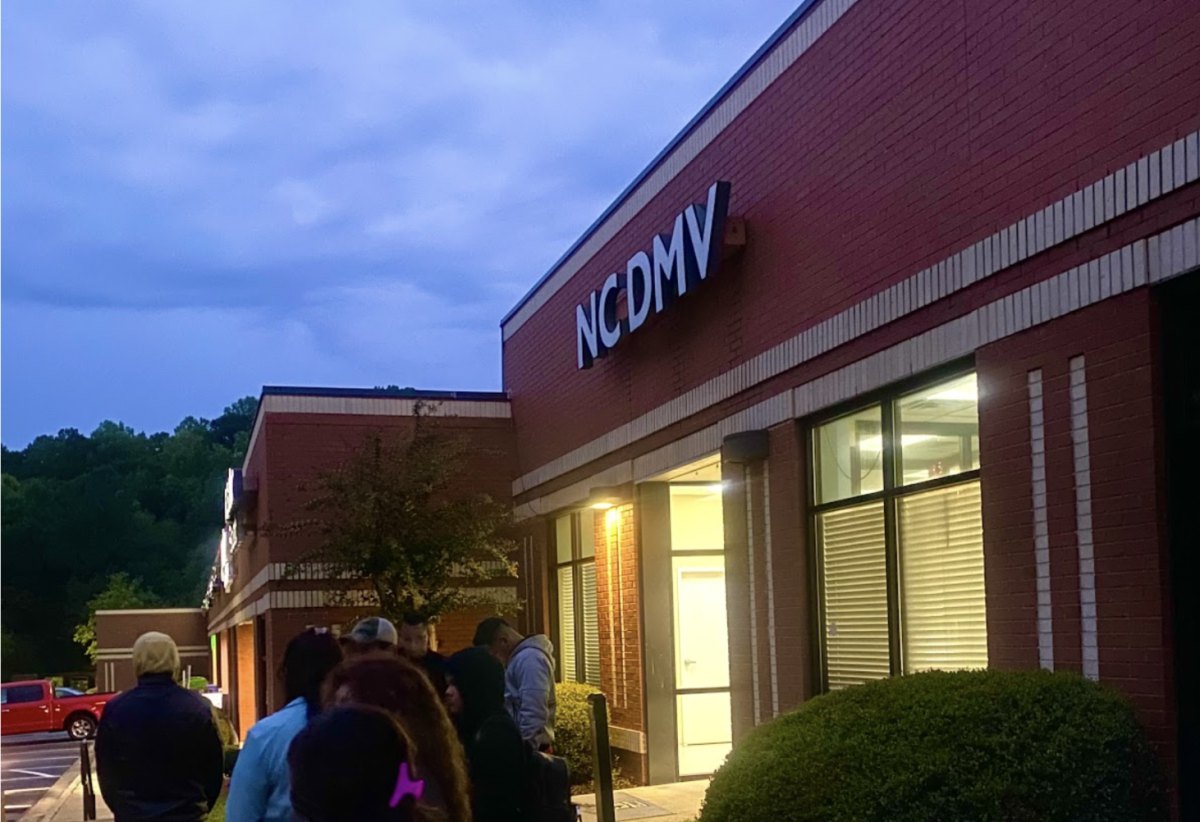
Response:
[699,670,1165,822]
[556,682,601,785]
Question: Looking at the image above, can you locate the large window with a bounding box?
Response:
[553,511,601,686]
[812,371,987,689]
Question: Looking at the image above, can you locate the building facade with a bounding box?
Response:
[205,387,516,740]
[500,0,1199,798]
[205,0,1199,808]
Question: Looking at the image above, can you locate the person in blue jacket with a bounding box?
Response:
[225,628,342,822]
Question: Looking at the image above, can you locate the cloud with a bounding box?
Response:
[2,0,800,445]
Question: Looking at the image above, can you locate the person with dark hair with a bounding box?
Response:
[322,654,470,822]
[399,614,447,695]
[226,628,343,822]
[289,705,425,822]
[473,617,557,750]
[445,647,526,822]
[95,632,224,822]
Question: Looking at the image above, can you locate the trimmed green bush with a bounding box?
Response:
[700,670,1164,822]
[556,682,601,785]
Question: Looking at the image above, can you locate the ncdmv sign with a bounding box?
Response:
[575,181,732,369]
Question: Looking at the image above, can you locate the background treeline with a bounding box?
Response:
[1,398,257,677]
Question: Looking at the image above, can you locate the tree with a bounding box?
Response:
[1,396,256,675]
[287,404,517,622]
[73,573,162,663]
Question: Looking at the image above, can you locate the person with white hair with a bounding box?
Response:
[95,632,224,822]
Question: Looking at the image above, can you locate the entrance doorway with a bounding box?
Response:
[668,474,732,776]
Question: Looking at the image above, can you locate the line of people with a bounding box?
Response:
[93,615,567,822]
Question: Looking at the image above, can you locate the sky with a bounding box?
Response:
[2,0,799,448]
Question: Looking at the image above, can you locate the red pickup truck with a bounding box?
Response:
[1,681,116,740]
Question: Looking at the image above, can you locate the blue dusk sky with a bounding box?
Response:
[1,1,798,447]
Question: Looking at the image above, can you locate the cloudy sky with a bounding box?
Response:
[2,0,798,447]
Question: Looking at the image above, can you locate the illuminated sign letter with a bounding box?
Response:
[598,272,624,350]
[576,292,601,369]
[653,213,686,313]
[684,181,732,287]
[626,251,653,333]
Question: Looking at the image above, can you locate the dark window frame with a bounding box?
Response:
[550,511,599,685]
[806,360,980,693]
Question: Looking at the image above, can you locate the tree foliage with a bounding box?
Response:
[287,404,517,622]
[72,573,163,663]
[1,399,256,676]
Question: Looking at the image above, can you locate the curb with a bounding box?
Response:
[20,761,81,822]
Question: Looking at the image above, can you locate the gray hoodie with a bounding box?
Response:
[504,634,557,748]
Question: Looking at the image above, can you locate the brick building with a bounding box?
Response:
[498,0,1198,801]
[205,387,516,740]
[205,0,1198,810]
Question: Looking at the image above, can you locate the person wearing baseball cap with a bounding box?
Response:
[341,617,399,657]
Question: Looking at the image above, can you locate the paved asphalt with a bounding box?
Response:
[1,733,81,820]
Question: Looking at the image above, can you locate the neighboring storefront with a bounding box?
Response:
[204,0,1199,802]
[499,0,1199,795]
[204,387,517,740]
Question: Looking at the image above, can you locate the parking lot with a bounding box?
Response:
[1,734,80,820]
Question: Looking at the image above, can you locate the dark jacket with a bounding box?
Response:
[417,648,448,697]
[447,648,527,822]
[95,673,224,822]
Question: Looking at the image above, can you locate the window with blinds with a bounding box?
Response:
[812,371,986,690]
[899,482,987,673]
[553,512,601,685]
[819,502,891,688]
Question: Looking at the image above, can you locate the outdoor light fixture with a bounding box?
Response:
[588,485,625,510]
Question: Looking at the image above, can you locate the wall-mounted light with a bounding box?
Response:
[588,485,626,510]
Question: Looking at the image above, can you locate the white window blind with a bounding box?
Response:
[581,563,601,686]
[557,567,578,682]
[819,501,891,688]
[898,481,988,673]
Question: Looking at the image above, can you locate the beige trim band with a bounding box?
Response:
[514,216,1198,519]
[512,131,1200,498]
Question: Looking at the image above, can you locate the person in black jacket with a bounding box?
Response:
[444,647,526,822]
[95,632,224,822]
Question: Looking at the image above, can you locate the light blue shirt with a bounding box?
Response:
[225,697,308,822]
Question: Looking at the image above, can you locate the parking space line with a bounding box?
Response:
[1,788,48,794]
[8,769,56,779]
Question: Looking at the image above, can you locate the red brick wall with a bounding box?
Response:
[264,413,516,566]
[503,0,1200,479]
[977,290,1174,774]
[593,504,647,780]
[235,622,257,738]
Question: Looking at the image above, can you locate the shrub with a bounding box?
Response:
[700,670,1164,822]
[222,746,240,777]
[556,682,601,785]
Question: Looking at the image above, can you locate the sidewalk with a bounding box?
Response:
[20,760,110,822]
[575,779,708,822]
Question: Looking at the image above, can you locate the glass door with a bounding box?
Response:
[669,483,732,776]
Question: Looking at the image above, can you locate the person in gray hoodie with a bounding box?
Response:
[472,617,557,750]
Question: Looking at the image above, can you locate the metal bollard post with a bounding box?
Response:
[80,741,97,821]
[587,693,616,822]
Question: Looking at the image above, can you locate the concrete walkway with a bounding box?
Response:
[575,779,709,822]
[19,758,110,822]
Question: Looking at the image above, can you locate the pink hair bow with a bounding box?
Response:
[389,762,424,807]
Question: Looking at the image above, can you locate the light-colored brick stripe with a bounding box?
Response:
[1069,356,1099,682]
[514,217,1199,519]
[512,132,1200,499]
[1028,369,1054,672]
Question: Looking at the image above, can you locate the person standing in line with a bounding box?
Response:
[445,647,526,822]
[323,654,470,822]
[398,614,447,695]
[226,628,343,822]
[473,617,557,751]
[95,632,224,822]
[289,705,429,822]
[340,617,401,657]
